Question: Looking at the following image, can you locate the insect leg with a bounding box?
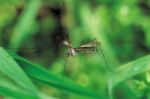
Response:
[62,54,69,75]
[96,46,123,77]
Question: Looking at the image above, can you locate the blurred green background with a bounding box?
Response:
[0,0,150,99]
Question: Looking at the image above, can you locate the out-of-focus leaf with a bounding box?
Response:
[0,78,37,99]
[0,47,39,98]
[10,0,41,48]
[7,50,104,99]
[109,55,150,87]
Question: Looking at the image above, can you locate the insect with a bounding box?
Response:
[62,36,102,74]
[63,38,99,57]
[62,35,121,76]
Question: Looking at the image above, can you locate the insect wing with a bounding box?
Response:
[75,40,99,53]
[79,39,100,48]
[75,47,97,53]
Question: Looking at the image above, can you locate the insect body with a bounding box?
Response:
[63,40,77,56]
[63,38,99,56]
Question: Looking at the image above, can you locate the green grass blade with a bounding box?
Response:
[109,55,150,87]
[0,86,37,99]
[0,78,37,99]
[10,0,41,48]
[8,50,103,98]
[0,47,38,97]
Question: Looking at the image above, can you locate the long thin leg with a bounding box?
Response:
[97,46,124,77]
[62,54,69,75]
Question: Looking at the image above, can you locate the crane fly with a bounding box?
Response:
[62,37,102,75]
[63,38,99,56]
[62,37,122,77]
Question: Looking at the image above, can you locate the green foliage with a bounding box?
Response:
[10,0,42,48]
[8,49,103,98]
[0,48,38,99]
[0,0,150,99]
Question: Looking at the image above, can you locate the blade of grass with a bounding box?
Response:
[7,50,104,99]
[0,86,37,99]
[106,53,150,99]
[0,78,37,99]
[10,0,41,48]
[0,47,38,97]
[109,55,150,87]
